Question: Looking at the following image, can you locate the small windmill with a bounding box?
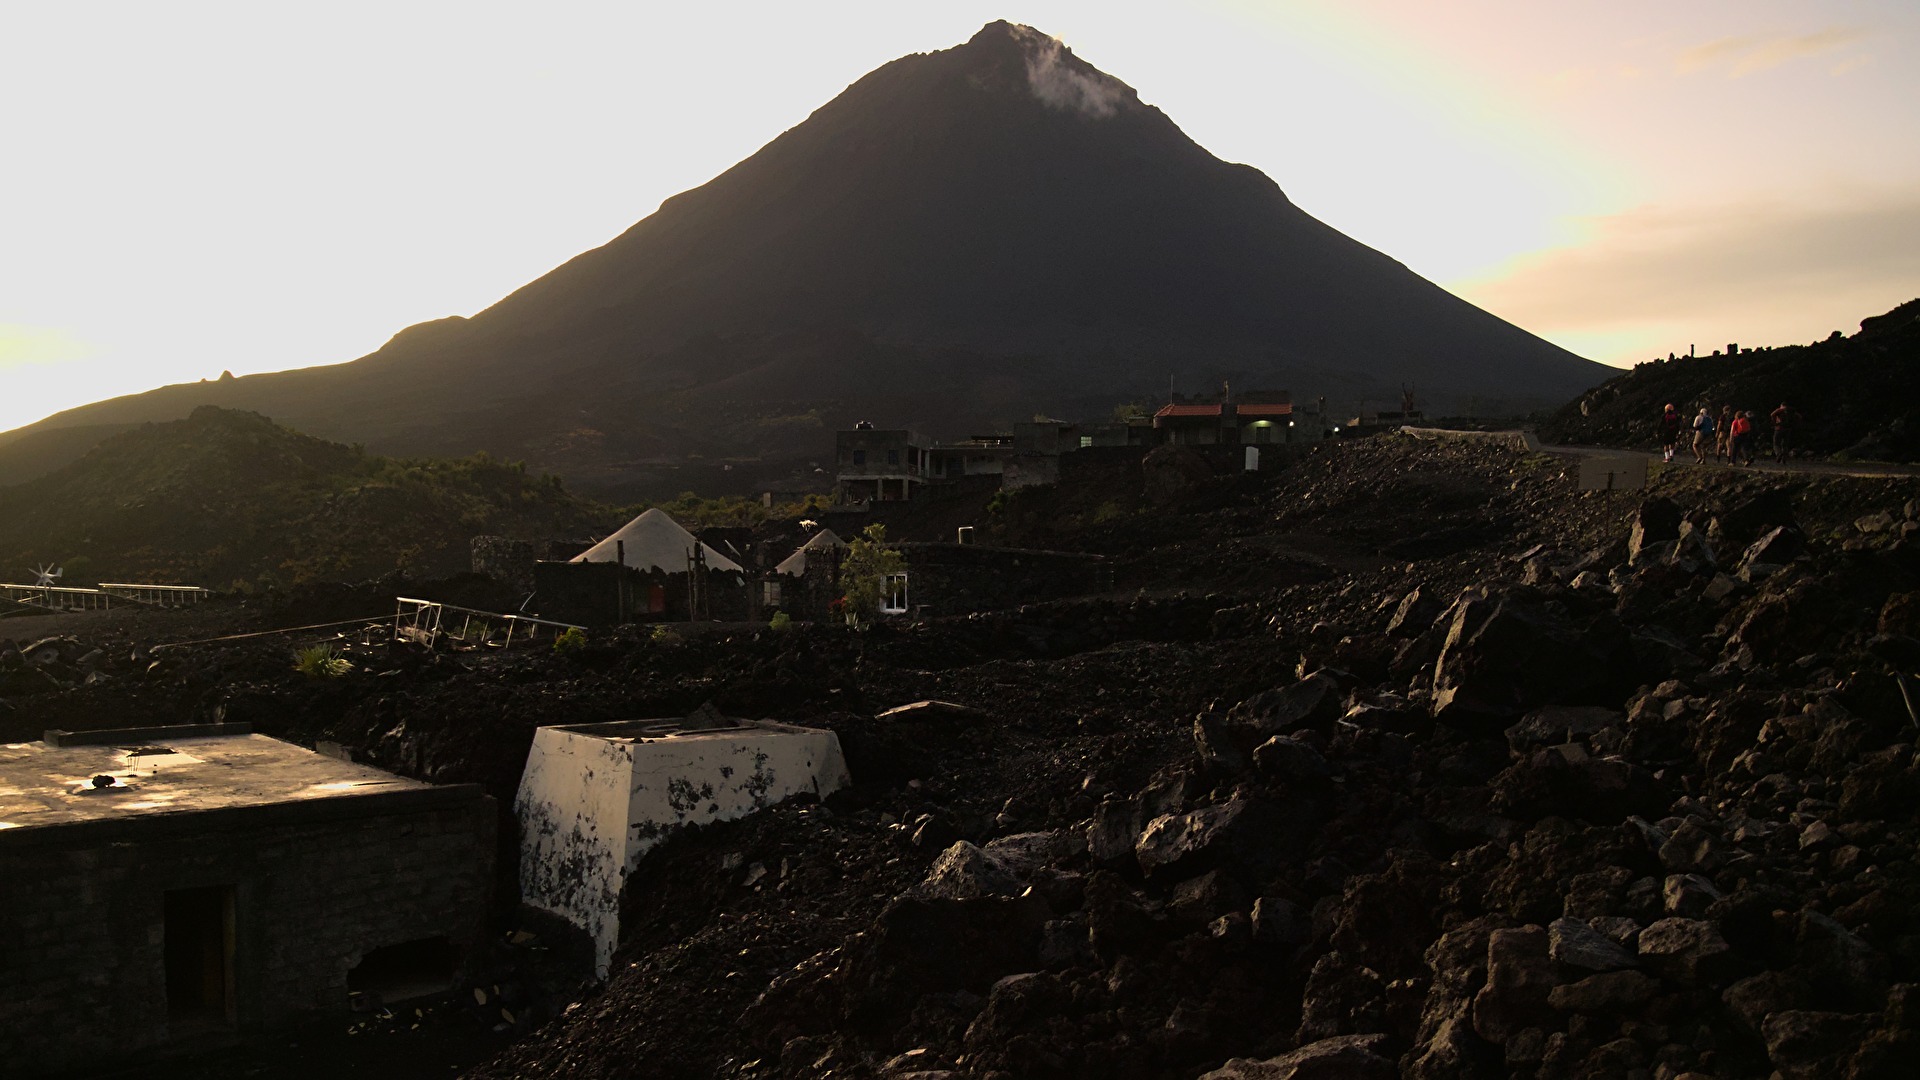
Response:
[32,564,62,588]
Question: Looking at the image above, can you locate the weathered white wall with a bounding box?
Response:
[515,721,851,974]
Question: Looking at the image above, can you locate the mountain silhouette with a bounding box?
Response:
[0,22,1607,497]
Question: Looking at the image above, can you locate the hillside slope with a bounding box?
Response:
[0,407,614,587]
[1541,299,1920,460]
[1,22,1604,498]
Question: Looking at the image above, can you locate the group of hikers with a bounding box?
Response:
[1659,401,1797,466]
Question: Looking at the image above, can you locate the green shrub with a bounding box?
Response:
[840,524,905,628]
[552,626,587,653]
[769,611,793,632]
[293,644,350,679]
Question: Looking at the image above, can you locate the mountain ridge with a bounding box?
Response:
[2,21,1606,498]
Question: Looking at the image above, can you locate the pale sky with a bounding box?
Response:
[3,0,1916,432]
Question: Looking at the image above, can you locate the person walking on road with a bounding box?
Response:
[1691,407,1715,464]
[1771,402,1796,463]
[1660,404,1682,463]
[1729,410,1754,466]
[1715,405,1734,463]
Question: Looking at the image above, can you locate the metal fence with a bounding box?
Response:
[99,583,212,605]
[393,597,584,650]
[1,584,117,611]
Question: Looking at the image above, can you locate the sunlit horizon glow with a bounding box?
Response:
[1,0,1915,433]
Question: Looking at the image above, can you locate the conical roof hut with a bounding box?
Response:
[570,508,743,573]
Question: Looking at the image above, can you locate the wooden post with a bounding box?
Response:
[616,539,627,624]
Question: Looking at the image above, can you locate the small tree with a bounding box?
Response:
[839,523,905,628]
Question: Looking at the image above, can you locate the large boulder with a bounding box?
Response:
[1143,444,1216,504]
[1636,917,1738,986]
[1504,706,1623,755]
[1548,969,1657,1013]
[1547,918,1638,973]
[1134,795,1318,886]
[1471,926,1555,1043]
[1627,497,1683,564]
[1430,589,1635,730]
[1761,1010,1873,1080]
[916,842,1026,900]
[1387,586,1444,637]
[1197,1034,1396,1080]
[1225,672,1345,740]
[1489,745,1671,824]
[1738,525,1804,573]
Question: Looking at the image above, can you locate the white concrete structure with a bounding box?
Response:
[514,716,851,974]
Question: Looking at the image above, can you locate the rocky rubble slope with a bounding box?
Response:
[8,437,1920,1079]
[456,445,1920,1080]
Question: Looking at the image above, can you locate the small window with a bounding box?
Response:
[887,449,900,466]
[851,450,866,466]
[1079,435,1093,448]
[881,572,908,615]
[762,580,782,607]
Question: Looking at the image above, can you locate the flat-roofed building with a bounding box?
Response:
[0,724,493,1073]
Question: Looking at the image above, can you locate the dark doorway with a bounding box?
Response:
[164,885,235,1027]
[348,936,456,1004]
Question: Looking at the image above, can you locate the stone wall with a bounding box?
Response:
[533,562,752,626]
[897,543,1111,617]
[471,535,537,593]
[0,786,494,1074]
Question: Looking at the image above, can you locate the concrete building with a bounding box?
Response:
[1152,390,1298,446]
[0,724,493,1073]
[925,434,1014,483]
[514,715,850,975]
[835,425,932,504]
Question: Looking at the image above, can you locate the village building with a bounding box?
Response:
[769,528,847,618]
[532,508,749,624]
[832,410,1161,505]
[834,424,933,504]
[1152,390,1300,446]
[0,724,494,1072]
[925,433,1014,483]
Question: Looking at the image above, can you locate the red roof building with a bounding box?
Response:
[1152,392,1297,445]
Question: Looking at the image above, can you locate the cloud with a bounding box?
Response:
[1013,26,1133,119]
[1459,195,1920,361]
[1677,27,1867,78]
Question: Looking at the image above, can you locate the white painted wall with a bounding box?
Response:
[514,721,851,975]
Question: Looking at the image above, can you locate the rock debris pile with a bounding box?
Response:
[464,442,1920,1080]
[7,437,1919,1079]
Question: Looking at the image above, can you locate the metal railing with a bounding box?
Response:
[1,583,116,611]
[99,583,212,605]
[3,581,214,612]
[393,597,584,650]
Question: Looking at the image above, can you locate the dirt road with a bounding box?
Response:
[1401,426,1920,480]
